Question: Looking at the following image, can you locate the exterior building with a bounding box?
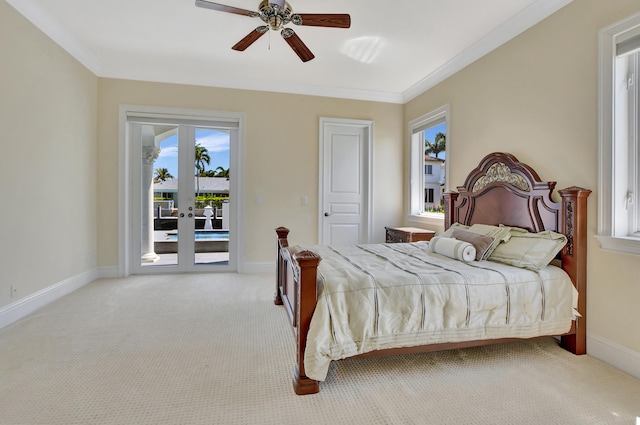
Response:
[424,156,445,212]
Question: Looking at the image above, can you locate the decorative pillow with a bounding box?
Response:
[450,229,495,261]
[488,229,568,271]
[440,222,469,238]
[428,236,476,262]
[440,223,510,260]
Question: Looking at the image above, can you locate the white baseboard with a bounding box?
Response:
[588,333,640,380]
[0,269,97,330]
[97,265,120,279]
[95,261,275,277]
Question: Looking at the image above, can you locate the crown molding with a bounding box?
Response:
[100,66,406,104]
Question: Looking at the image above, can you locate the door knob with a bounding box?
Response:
[324,212,331,217]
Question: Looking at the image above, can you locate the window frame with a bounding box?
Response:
[597,13,640,255]
[407,104,449,226]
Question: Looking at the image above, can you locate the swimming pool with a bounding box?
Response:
[164,230,229,241]
[155,230,230,254]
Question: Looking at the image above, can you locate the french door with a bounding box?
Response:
[127,114,239,274]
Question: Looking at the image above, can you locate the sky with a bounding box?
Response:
[153,128,230,179]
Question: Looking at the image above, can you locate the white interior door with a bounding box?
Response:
[319,118,373,245]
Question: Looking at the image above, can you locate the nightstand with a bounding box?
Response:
[385,227,436,243]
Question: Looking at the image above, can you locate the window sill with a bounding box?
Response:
[407,213,445,229]
[595,235,640,255]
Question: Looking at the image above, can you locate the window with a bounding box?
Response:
[425,164,433,175]
[408,105,448,223]
[598,13,640,255]
[425,188,435,204]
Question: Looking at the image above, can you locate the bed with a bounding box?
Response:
[274,152,591,395]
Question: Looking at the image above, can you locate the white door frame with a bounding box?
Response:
[118,105,245,276]
[318,117,373,244]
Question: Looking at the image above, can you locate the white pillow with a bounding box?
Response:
[428,236,476,262]
[488,229,567,270]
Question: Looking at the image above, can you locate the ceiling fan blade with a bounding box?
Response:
[293,14,351,28]
[232,26,268,51]
[195,0,257,17]
[281,29,315,62]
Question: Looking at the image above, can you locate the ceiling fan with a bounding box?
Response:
[195,0,351,62]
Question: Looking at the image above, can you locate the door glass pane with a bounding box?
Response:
[194,128,230,266]
[142,125,179,267]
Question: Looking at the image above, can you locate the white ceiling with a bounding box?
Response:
[6,0,572,104]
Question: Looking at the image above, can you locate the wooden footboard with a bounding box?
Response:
[275,153,591,395]
[274,227,321,395]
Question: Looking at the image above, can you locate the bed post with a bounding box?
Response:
[443,191,459,229]
[274,227,289,306]
[558,186,591,355]
[292,250,321,395]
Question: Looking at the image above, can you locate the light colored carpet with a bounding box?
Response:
[0,273,639,425]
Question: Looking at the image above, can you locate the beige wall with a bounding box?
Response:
[0,2,98,308]
[97,80,404,267]
[405,0,640,354]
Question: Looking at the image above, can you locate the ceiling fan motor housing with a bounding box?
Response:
[259,0,293,30]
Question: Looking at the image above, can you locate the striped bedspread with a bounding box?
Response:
[295,242,577,381]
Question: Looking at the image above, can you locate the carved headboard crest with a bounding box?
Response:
[460,152,553,195]
[472,162,530,192]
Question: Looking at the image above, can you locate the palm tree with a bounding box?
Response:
[153,167,174,183]
[195,144,211,196]
[425,132,446,159]
[215,166,229,178]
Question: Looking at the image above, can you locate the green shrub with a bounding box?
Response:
[195,195,229,209]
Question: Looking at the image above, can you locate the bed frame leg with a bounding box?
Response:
[293,365,320,395]
[561,333,585,355]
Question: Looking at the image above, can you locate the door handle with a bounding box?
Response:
[324,212,331,217]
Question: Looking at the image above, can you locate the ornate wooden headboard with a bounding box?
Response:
[443,152,561,232]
